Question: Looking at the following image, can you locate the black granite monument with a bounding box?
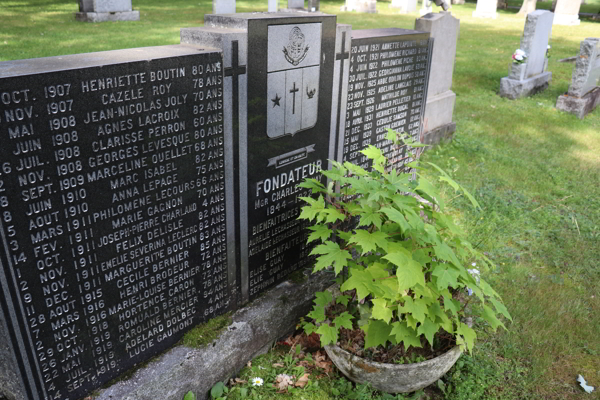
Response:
[0,45,232,400]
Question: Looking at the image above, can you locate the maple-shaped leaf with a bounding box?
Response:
[398,297,428,324]
[307,225,332,243]
[371,298,393,324]
[405,314,419,330]
[298,178,326,194]
[303,322,316,335]
[433,243,462,267]
[380,207,409,233]
[390,321,422,349]
[417,318,439,347]
[456,322,477,352]
[384,250,425,292]
[361,145,386,166]
[344,161,369,177]
[314,291,333,307]
[357,208,382,230]
[415,176,445,210]
[298,195,326,220]
[443,294,461,317]
[489,297,512,321]
[431,264,461,291]
[336,294,350,306]
[333,312,354,330]
[323,206,346,224]
[310,241,351,275]
[307,304,325,323]
[363,319,392,349]
[348,230,389,255]
[316,323,339,346]
[340,267,372,301]
[482,304,506,331]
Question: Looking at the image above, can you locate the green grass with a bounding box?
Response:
[1,1,599,399]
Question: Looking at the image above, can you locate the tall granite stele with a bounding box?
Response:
[499,10,553,100]
[472,0,498,19]
[76,0,140,22]
[553,0,581,25]
[415,11,459,145]
[556,38,600,119]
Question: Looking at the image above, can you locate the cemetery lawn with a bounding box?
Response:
[2,1,598,399]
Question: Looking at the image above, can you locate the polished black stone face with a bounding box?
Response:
[244,15,336,300]
[343,29,431,172]
[0,46,231,400]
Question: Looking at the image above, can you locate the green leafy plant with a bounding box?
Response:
[299,129,511,354]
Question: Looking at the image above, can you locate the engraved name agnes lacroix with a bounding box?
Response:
[267,24,322,139]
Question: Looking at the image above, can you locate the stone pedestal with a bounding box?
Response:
[556,88,600,119]
[415,12,460,145]
[75,0,139,22]
[472,0,498,18]
[340,0,377,12]
[500,71,552,99]
[553,0,581,25]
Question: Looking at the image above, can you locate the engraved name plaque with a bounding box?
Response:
[0,45,232,400]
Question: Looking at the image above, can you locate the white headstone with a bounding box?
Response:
[553,0,581,25]
[391,0,418,13]
[472,0,498,18]
[268,0,278,11]
[213,0,236,14]
[340,0,377,13]
[420,0,433,15]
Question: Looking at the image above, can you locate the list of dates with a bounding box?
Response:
[343,37,430,171]
[0,52,230,400]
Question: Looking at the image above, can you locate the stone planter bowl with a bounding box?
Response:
[324,344,462,393]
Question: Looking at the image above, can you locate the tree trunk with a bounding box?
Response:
[518,0,536,14]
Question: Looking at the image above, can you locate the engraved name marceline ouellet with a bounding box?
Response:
[267,24,321,139]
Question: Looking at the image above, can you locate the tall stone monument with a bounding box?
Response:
[76,0,140,22]
[415,12,459,145]
[499,10,553,99]
[553,0,581,25]
[556,37,600,118]
[472,0,498,19]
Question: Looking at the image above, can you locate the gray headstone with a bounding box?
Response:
[93,0,132,12]
[419,0,433,15]
[287,0,304,8]
[553,0,581,25]
[0,44,231,400]
[307,0,320,11]
[520,10,553,78]
[415,12,459,142]
[75,0,139,21]
[556,37,600,118]
[213,0,236,14]
[472,0,498,19]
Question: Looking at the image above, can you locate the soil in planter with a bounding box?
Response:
[327,303,457,364]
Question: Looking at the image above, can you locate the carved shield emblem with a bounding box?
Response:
[267,23,322,139]
[283,27,310,66]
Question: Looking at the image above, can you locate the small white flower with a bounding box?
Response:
[547,45,551,49]
[515,49,525,56]
[467,288,473,296]
[252,377,264,387]
[471,262,477,267]
[515,54,524,61]
[468,268,481,285]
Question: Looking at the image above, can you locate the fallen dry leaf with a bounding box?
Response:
[274,374,294,392]
[294,373,310,388]
[272,363,285,368]
[246,361,252,368]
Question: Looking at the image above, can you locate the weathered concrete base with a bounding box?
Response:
[556,87,600,119]
[423,90,455,133]
[422,122,456,147]
[75,10,140,22]
[499,71,551,99]
[93,270,333,400]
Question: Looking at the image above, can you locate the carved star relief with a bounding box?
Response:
[271,93,281,108]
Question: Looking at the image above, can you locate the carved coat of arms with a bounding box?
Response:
[266,23,322,138]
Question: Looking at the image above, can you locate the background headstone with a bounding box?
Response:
[391,0,418,13]
[556,37,600,118]
[451,0,465,5]
[499,10,553,99]
[0,44,231,400]
[287,0,305,8]
[420,0,433,15]
[415,12,459,145]
[553,0,581,25]
[75,0,139,22]
[340,0,378,13]
[269,0,278,11]
[472,0,498,18]
[213,0,236,14]
[308,0,320,11]
[339,28,432,171]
